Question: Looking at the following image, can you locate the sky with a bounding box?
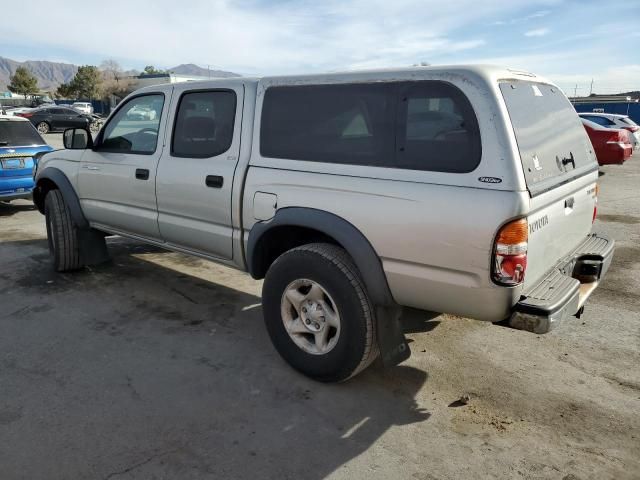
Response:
[2,0,639,95]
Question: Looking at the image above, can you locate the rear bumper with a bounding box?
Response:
[0,190,33,201]
[0,176,35,201]
[509,233,614,334]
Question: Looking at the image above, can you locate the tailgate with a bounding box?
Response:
[524,175,597,287]
[0,155,35,178]
[499,80,599,287]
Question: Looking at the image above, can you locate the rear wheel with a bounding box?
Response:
[36,121,50,134]
[44,189,82,272]
[89,121,101,134]
[262,243,378,382]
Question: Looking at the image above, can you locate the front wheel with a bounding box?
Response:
[262,243,378,382]
[44,189,82,272]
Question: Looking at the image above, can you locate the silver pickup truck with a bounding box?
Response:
[33,65,614,382]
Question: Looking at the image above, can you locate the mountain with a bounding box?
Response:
[0,56,77,91]
[0,57,241,92]
[168,63,240,78]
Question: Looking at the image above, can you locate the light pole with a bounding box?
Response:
[627,97,631,116]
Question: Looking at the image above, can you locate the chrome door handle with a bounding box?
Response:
[82,165,100,171]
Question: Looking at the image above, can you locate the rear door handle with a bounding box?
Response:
[135,168,150,180]
[206,175,224,188]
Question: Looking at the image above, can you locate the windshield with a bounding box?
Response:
[0,121,46,147]
[500,81,596,195]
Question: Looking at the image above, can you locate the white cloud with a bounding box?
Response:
[527,10,551,19]
[492,9,551,25]
[1,0,555,75]
[524,28,550,37]
[1,0,633,92]
[457,46,639,95]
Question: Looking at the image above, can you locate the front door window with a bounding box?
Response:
[100,94,164,154]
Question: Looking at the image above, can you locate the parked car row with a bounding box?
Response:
[15,106,101,134]
[578,112,637,165]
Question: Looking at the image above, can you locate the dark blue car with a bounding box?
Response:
[0,116,53,202]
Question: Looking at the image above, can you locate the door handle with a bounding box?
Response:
[206,175,224,188]
[135,168,150,180]
[81,165,100,171]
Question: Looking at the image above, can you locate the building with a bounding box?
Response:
[570,94,640,123]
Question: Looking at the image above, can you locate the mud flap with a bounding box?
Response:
[376,305,410,367]
[78,229,110,266]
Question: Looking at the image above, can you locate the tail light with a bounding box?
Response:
[622,125,639,133]
[17,112,34,118]
[607,131,629,147]
[493,218,528,286]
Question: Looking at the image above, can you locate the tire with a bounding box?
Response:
[36,121,50,134]
[44,189,82,272]
[262,243,378,382]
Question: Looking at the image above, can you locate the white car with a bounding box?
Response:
[578,112,640,149]
[125,105,157,121]
[71,102,94,115]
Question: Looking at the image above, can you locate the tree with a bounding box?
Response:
[71,65,103,99]
[55,82,76,99]
[100,59,133,99]
[143,65,165,75]
[100,59,122,80]
[8,66,39,99]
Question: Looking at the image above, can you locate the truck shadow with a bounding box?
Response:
[0,201,36,217]
[0,236,431,479]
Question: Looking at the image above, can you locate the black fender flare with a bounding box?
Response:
[247,207,395,307]
[34,167,89,229]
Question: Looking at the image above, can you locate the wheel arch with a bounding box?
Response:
[33,167,89,229]
[247,207,395,306]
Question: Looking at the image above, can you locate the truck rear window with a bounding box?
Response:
[0,121,46,147]
[260,81,481,173]
[500,81,596,195]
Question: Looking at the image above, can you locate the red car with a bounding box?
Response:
[581,118,633,165]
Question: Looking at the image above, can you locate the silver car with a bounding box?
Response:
[32,65,614,381]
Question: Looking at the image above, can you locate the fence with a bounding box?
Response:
[54,99,110,115]
[573,102,640,124]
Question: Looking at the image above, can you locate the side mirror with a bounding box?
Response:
[63,128,93,150]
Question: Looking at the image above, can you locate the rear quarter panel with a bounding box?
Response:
[243,168,529,321]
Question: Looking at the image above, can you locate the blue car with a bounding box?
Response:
[0,116,53,202]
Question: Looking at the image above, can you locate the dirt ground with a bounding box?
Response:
[0,138,638,479]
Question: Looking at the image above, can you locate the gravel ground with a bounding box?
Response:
[0,142,638,480]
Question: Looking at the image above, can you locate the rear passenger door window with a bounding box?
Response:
[171,90,236,158]
[396,82,481,172]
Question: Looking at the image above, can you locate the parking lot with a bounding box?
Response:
[0,133,638,479]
